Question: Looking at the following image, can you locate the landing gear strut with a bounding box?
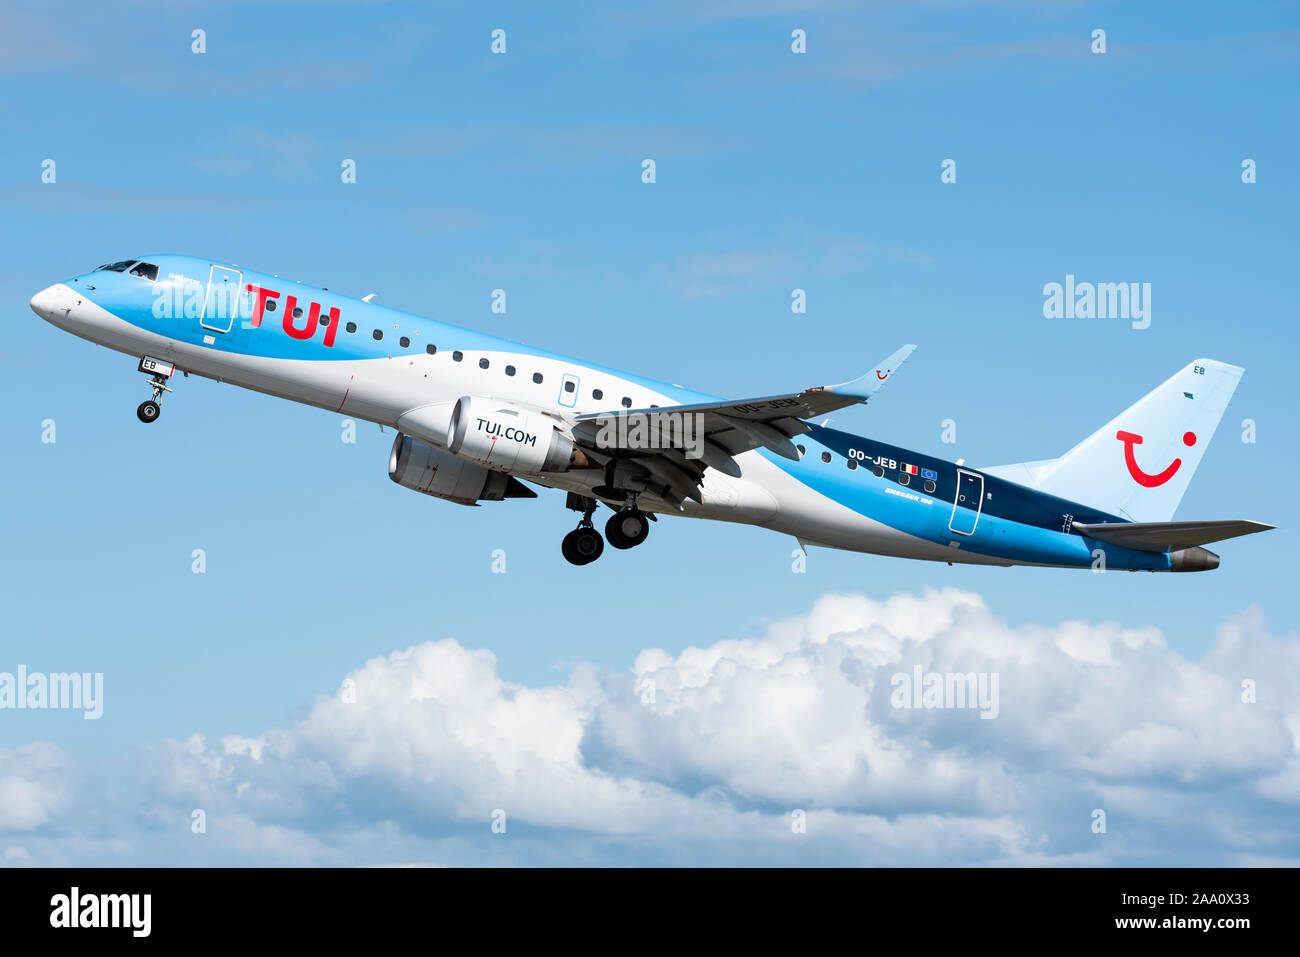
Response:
[562,493,604,566]
[136,357,175,424]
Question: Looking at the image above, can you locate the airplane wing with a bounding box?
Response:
[1072,519,1275,552]
[570,344,915,507]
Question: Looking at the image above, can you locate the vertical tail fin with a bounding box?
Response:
[984,359,1243,522]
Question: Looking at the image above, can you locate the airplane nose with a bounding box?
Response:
[30,283,72,321]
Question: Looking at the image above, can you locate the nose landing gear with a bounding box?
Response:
[135,356,175,424]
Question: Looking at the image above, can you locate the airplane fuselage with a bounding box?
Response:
[29,254,1205,572]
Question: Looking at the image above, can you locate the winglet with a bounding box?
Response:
[826,344,917,400]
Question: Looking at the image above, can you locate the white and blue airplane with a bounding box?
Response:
[30,255,1273,570]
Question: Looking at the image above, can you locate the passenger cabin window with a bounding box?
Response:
[399,336,410,348]
[425,344,436,355]
[621,397,632,408]
[292,307,303,319]
[265,299,278,312]
[924,479,936,493]
[592,389,603,400]
[345,321,356,333]
[532,373,543,384]
[505,365,516,376]
[821,452,832,463]
[479,358,490,369]
[129,262,159,281]
[563,380,575,393]
[452,351,464,362]
[372,329,383,341]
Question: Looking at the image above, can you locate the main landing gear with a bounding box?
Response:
[135,356,175,424]
[561,525,604,566]
[605,508,650,550]
[561,493,651,565]
[561,494,605,566]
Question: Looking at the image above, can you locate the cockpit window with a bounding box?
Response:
[129,262,159,281]
[99,260,135,273]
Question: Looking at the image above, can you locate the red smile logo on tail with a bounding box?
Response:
[1116,429,1196,487]
[876,368,890,380]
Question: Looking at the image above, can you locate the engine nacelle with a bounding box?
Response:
[388,433,535,505]
[446,395,584,473]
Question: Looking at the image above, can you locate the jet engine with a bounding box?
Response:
[445,395,588,473]
[388,433,536,505]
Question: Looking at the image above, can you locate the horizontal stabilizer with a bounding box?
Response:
[1072,519,1275,552]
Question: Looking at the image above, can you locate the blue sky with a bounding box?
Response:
[1,0,1298,865]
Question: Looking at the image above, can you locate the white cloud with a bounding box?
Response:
[1,589,1297,866]
[0,742,72,831]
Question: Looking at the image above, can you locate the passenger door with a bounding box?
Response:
[948,469,984,536]
[199,265,243,335]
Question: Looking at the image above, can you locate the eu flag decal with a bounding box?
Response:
[920,467,938,481]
